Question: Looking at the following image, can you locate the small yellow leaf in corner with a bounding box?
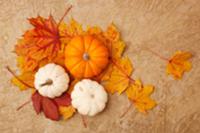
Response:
[166,51,192,79]
[59,106,76,120]
[126,80,156,113]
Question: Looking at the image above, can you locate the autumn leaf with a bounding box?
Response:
[15,15,61,62]
[94,63,113,82]
[104,23,120,42]
[54,93,71,106]
[126,80,156,113]
[104,24,125,60]
[167,51,192,79]
[59,18,83,45]
[67,79,80,94]
[87,26,102,35]
[42,97,59,121]
[103,57,133,94]
[31,91,74,121]
[59,105,76,120]
[17,56,38,72]
[11,71,35,90]
[31,92,43,114]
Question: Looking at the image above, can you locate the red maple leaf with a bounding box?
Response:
[31,91,72,121]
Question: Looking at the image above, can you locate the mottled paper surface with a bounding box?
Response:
[0,0,200,133]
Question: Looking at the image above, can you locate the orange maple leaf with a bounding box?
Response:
[15,15,61,61]
[126,80,156,113]
[167,51,192,79]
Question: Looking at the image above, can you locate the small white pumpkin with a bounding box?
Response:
[34,63,70,98]
[71,79,108,116]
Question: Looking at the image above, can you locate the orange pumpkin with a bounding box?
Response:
[65,35,109,78]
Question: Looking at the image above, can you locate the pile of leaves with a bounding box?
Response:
[8,7,192,121]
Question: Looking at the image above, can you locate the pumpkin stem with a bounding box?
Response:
[83,53,90,61]
[40,79,53,87]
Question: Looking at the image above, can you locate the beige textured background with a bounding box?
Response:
[0,0,200,133]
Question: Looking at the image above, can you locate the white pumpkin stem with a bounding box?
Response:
[40,79,53,87]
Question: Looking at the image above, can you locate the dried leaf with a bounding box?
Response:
[104,23,120,42]
[59,105,76,120]
[94,63,113,82]
[54,93,71,106]
[31,92,43,114]
[87,26,102,35]
[17,56,38,72]
[11,72,35,90]
[167,51,192,79]
[104,24,125,59]
[59,18,83,43]
[103,57,133,94]
[126,80,156,113]
[42,97,59,121]
[67,79,79,94]
[15,15,61,62]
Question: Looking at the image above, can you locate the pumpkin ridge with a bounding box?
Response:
[88,39,101,53]
[83,62,91,77]
[88,61,101,76]
[84,35,93,52]
[70,61,85,76]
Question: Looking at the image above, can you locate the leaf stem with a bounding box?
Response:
[146,48,169,61]
[6,66,34,89]
[16,100,31,111]
[120,101,132,118]
[58,5,73,27]
[81,115,87,128]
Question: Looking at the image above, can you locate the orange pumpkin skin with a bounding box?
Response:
[65,35,109,78]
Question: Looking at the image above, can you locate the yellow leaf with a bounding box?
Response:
[104,57,133,94]
[104,23,120,42]
[59,18,83,37]
[11,72,35,90]
[104,24,125,60]
[67,79,80,94]
[87,26,102,35]
[95,63,113,82]
[59,22,71,45]
[126,80,156,113]
[17,56,38,72]
[59,106,76,120]
[166,51,192,79]
[111,40,125,59]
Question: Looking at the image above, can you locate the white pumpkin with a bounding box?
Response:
[71,79,108,116]
[34,63,70,98]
